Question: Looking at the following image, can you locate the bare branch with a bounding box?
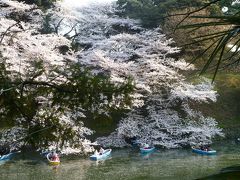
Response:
[64,23,79,37]
[54,18,64,35]
[0,21,21,44]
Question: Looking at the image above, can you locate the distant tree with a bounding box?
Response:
[16,0,56,8]
[117,0,240,80]
[117,0,205,27]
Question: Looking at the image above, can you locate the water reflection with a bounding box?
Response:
[0,142,239,179]
[0,160,7,166]
[91,156,112,166]
[141,151,154,159]
[51,164,60,172]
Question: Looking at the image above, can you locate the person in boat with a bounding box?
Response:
[199,145,210,151]
[205,145,211,151]
[143,143,150,149]
[99,147,104,155]
[50,152,60,161]
[199,145,204,150]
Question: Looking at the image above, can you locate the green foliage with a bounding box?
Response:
[117,0,236,27]
[218,0,240,14]
[0,56,134,149]
[190,73,240,138]
[16,0,56,8]
[39,14,55,34]
[117,0,205,27]
[51,63,134,113]
[118,0,240,79]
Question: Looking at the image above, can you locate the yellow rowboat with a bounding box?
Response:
[46,153,60,165]
[49,160,60,166]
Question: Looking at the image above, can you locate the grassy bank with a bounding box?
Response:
[190,73,240,139]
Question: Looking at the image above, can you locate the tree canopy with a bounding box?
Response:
[117,0,240,80]
[16,0,56,8]
[117,0,207,27]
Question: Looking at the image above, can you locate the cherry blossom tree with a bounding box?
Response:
[0,0,224,154]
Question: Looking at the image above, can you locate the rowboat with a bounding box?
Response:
[0,152,15,161]
[140,147,155,153]
[192,147,216,155]
[46,153,60,165]
[90,149,112,161]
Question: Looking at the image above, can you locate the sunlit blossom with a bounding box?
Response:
[222,6,229,13]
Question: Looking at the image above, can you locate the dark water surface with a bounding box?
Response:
[0,141,240,180]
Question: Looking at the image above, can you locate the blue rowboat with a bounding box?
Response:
[0,152,15,161]
[90,149,112,161]
[140,147,155,154]
[192,147,216,155]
